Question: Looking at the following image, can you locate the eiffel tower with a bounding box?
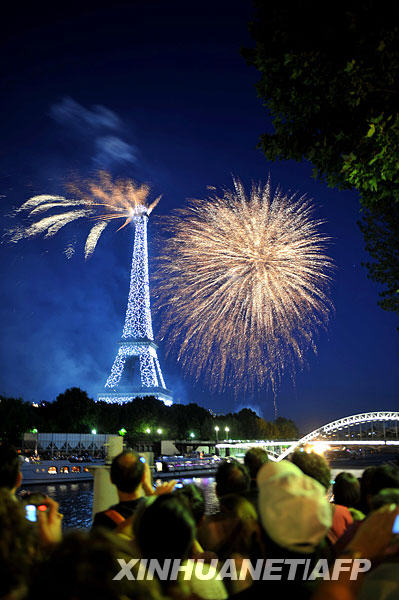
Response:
[98,206,173,406]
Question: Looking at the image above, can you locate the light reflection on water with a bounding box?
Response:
[21,477,217,530]
[20,481,94,529]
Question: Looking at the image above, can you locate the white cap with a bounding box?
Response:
[257,460,333,553]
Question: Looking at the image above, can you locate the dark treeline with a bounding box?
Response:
[0,387,298,445]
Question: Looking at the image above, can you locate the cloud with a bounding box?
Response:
[94,136,137,166]
[50,97,121,130]
[49,97,137,167]
[235,401,264,417]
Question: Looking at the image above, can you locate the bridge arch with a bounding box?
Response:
[277,411,399,461]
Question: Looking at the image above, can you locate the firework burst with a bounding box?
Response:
[8,171,160,258]
[155,178,334,408]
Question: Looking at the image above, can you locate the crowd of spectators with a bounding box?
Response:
[1,441,399,600]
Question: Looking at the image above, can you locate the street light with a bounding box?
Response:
[145,428,151,434]
[224,426,230,439]
[215,426,219,442]
[190,432,195,438]
[91,429,97,435]
[30,429,38,457]
[118,428,127,437]
[157,428,163,435]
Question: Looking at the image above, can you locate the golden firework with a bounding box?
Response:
[9,171,160,258]
[155,177,334,405]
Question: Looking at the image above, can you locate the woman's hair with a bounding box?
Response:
[359,466,377,513]
[174,483,205,526]
[370,488,399,511]
[244,447,269,480]
[333,472,361,508]
[136,493,195,562]
[291,450,331,490]
[215,459,250,497]
[216,494,264,561]
[219,492,257,520]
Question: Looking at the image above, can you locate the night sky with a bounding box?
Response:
[1,1,397,434]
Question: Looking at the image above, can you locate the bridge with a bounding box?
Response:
[216,411,399,461]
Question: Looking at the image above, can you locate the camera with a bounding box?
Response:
[20,492,49,522]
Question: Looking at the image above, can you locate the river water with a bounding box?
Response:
[20,476,219,529]
[20,458,392,530]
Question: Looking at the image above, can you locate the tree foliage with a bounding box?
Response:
[359,201,399,313]
[0,397,35,445]
[0,389,299,445]
[243,0,399,313]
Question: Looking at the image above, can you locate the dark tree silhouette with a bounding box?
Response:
[243,0,399,315]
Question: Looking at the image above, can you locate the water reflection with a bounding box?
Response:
[20,477,217,530]
[19,481,94,530]
[173,477,218,515]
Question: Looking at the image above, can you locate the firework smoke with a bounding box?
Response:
[156,178,334,410]
[8,171,160,258]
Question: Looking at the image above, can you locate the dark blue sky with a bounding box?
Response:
[0,1,397,434]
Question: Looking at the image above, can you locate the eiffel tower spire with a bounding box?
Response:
[98,207,173,405]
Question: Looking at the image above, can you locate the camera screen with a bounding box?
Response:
[25,504,37,522]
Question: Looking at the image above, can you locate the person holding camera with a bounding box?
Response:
[92,450,175,531]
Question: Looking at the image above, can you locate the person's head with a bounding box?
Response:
[27,529,163,600]
[359,464,399,512]
[219,493,258,521]
[257,460,332,555]
[244,447,269,481]
[217,494,264,560]
[333,472,361,508]
[368,464,399,498]
[0,443,22,492]
[174,483,205,527]
[215,459,250,498]
[359,466,377,513]
[291,449,331,490]
[369,488,399,511]
[136,494,195,562]
[110,451,144,495]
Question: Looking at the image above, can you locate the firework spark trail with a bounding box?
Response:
[84,221,108,257]
[8,171,160,258]
[155,178,334,412]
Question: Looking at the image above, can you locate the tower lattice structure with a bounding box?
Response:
[98,207,173,405]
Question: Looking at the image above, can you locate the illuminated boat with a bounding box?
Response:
[20,459,102,484]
